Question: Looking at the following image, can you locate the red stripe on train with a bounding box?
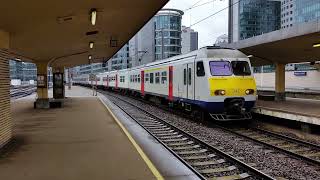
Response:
[169,66,173,101]
[141,70,145,96]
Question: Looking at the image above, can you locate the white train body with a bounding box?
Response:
[74,47,257,120]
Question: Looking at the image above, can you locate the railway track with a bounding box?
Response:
[10,86,36,99]
[219,126,320,166]
[103,92,274,180]
[99,89,320,169]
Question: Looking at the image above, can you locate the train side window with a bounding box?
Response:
[161,71,167,84]
[196,61,205,77]
[155,72,160,84]
[150,73,154,84]
[188,68,192,85]
[183,69,187,85]
[145,73,149,82]
[138,74,140,83]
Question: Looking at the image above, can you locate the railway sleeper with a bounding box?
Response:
[199,165,237,174]
[213,173,251,180]
[192,159,226,166]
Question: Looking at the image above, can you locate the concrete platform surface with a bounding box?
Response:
[1,97,156,180]
[255,98,320,125]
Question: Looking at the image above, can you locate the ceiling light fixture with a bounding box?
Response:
[89,42,94,49]
[88,55,92,60]
[247,55,253,58]
[313,43,320,48]
[90,9,97,26]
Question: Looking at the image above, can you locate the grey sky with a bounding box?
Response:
[164,0,229,48]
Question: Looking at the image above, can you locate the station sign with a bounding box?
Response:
[294,71,307,76]
[37,74,47,88]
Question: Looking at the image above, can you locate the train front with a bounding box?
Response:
[206,58,256,121]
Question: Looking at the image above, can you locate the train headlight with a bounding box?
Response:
[245,89,255,95]
[214,90,226,96]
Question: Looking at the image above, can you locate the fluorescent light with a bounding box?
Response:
[89,42,94,49]
[15,58,21,61]
[247,55,253,58]
[88,55,92,60]
[90,9,97,26]
[313,43,320,48]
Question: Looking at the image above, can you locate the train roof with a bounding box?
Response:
[95,47,248,75]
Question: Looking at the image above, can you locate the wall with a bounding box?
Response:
[254,70,320,91]
[0,49,12,148]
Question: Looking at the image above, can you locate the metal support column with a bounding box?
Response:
[275,63,286,101]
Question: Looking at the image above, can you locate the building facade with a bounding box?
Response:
[295,0,320,23]
[229,0,281,42]
[181,26,198,54]
[9,60,37,81]
[129,19,155,67]
[281,0,295,29]
[154,9,184,60]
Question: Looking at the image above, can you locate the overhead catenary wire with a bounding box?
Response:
[183,0,242,31]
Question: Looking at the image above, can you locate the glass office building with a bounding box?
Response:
[238,0,281,40]
[9,60,37,81]
[154,9,183,60]
[295,0,320,23]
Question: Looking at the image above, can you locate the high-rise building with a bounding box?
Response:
[129,19,155,67]
[9,60,37,81]
[295,0,320,23]
[181,26,198,54]
[228,0,281,42]
[154,9,184,60]
[281,0,295,29]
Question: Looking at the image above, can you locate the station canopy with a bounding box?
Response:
[0,0,168,68]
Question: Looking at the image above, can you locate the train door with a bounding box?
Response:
[182,62,195,100]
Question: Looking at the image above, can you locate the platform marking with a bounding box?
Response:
[98,96,164,180]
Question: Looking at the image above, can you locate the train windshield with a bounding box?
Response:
[209,61,232,76]
[209,61,251,76]
[231,61,251,76]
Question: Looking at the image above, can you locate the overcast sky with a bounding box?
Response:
[164,0,229,48]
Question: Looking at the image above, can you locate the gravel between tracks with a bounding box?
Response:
[105,92,320,180]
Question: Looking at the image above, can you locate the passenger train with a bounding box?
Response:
[74,47,257,121]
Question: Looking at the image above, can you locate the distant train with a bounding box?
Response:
[74,47,257,121]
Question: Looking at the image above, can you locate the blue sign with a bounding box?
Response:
[294,71,307,76]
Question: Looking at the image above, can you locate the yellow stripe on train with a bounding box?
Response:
[208,77,257,96]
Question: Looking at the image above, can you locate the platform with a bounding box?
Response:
[1,86,199,180]
[254,98,320,126]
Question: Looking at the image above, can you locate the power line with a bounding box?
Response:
[184,0,214,12]
[183,0,242,30]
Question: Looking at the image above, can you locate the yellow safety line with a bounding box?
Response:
[98,97,164,180]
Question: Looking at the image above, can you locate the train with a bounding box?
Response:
[74,46,257,121]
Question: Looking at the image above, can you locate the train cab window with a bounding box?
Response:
[188,68,192,85]
[155,72,160,84]
[145,73,149,82]
[209,61,232,76]
[150,73,154,84]
[196,61,205,77]
[183,69,187,85]
[231,61,251,76]
[138,74,140,83]
[161,71,167,84]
